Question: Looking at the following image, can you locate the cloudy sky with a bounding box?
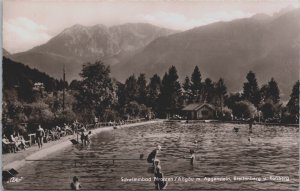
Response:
[3,0,299,53]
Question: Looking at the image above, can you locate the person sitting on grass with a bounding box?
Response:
[10,133,22,151]
[70,176,81,190]
[2,134,16,153]
[17,134,28,150]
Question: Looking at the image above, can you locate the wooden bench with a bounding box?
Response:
[28,134,36,146]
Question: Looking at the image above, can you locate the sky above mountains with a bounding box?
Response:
[4,0,299,53]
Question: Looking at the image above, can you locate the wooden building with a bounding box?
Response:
[182,103,216,120]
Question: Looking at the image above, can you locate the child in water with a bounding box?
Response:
[154,167,167,190]
[70,176,81,190]
[187,149,196,165]
[154,159,161,174]
[190,149,196,165]
[84,131,92,145]
[80,132,85,145]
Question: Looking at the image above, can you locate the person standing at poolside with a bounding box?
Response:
[80,132,85,145]
[70,176,81,190]
[36,125,45,149]
[248,118,254,133]
[84,131,92,145]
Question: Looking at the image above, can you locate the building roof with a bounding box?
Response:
[182,103,200,111]
[182,103,215,111]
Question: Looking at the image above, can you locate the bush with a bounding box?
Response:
[27,102,55,124]
[124,101,151,119]
[54,109,77,125]
[102,109,120,122]
[281,110,298,124]
[261,102,276,119]
[222,107,233,120]
[232,100,257,119]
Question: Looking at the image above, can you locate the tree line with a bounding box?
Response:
[69,61,299,124]
[3,58,299,133]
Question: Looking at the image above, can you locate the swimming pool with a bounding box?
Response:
[4,122,299,190]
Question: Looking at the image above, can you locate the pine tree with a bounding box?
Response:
[202,78,214,103]
[183,76,192,104]
[260,78,280,104]
[242,71,261,107]
[191,66,202,102]
[215,78,227,110]
[287,81,299,115]
[116,82,126,108]
[137,73,147,105]
[267,78,280,103]
[147,74,161,114]
[159,66,182,117]
[124,75,138,104]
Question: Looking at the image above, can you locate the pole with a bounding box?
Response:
[76,125,78,142]
[62,65,65,111]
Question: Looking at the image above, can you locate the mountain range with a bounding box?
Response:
[10,23,177,81]
[111,8,300,100]
[7,8,300,100]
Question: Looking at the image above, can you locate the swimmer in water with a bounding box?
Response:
[70,176,81,190]
[189,149,196,165]
[233,127,239,133]
[154,167,167,190]
[147,145,162,166]
[185,149,196,165]
[154,159,162,174]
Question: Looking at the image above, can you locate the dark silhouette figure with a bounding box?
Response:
[233,127,239,133]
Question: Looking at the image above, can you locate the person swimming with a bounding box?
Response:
[147,145,161,166]
[70,176,81,190]
[233,127,239,133]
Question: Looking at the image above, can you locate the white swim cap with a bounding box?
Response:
[157,145,162,150]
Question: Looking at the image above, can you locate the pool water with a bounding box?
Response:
[4,122,299,190]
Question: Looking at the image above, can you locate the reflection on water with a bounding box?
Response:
[4,122,299,190]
